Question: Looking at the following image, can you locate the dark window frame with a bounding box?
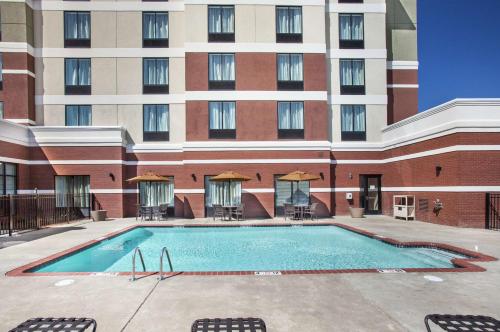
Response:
[207,5,235,42]
[340,104,366,141]
[338,0,363,3]
[0,162,17,195]
[64,11,91,48]
[277,101,304,139]
[65,105,92,126]
[143,104,170,141]
[143,58,169,94]
[339,13,364,49]
[340,58,365,95]
[208,101,236,139]
[208,53,236,90]
[142,12,169,48]
[64,58,91,95]
[275,6,303,43]
[276,53,304,90]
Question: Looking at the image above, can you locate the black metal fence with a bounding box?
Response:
[486,193,500,230]
[0,194,90,236]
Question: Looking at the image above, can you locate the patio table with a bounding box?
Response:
[293,204,310,220]
[222,205,239,221]
[141,206,159,221]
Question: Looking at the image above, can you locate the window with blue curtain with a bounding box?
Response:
[208,6,234,41]
[64,58,91,94]
[143,104,169,141]
[209,54,235,89]
[143,12,168,47]
[341,105,366,141]
[277,54,303,90]
[143,58,169,93]
[340,59,365,94]
[277,101,304,138]
[64,12,90,47]
[339,14,364,48]
[276,6,302,42]
[65,105,92,126]
[209,101,236,138]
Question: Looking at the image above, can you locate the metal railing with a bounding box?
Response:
[131,247,146,281]
[0,193,91,236]
[486,193,500,230]
[158,246,174,280]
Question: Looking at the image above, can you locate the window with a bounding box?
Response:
[204,175,241,216]
[143,58,169,94]
[55,175,90,217]
[64,12,90,47]
[341,105,366,141]
[338,0,363,3]
[143,12,168,47]
[208,6,235,42]
[274,174,310,216]
[208,54,235,90]
[0,162,17,195]
[65,105,91,126]
[143,104,169,141]
[209,101,236,138]
[139,177,174,209]
[277,54,303,90]
[0,102,3,120]
[276,6,302,42]
[340,59,365,94]
[0,53,3,90]
[339,14,364,49]
[277,101,304,139]
[65,58,91,95]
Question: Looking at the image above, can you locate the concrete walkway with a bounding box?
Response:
[1,216,499,331]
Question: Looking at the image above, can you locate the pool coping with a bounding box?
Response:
[5,222,497,277]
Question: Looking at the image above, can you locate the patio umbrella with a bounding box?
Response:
[278,171,320,205]
[126,172,170,205]
[210,171,252,206]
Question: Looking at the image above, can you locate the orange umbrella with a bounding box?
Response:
[278,171,320,205]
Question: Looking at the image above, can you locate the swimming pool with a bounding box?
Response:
[28,225,471,273]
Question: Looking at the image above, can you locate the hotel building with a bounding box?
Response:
[0,0,499,228]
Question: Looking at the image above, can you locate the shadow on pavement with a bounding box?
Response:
[0,226,86,249]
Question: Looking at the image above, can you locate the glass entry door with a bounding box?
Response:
[360,175,381,214]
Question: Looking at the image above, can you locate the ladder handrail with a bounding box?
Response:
[158,246,173,280]
[131,247,146,281]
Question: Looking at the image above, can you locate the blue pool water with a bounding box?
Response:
[31,226,467,273]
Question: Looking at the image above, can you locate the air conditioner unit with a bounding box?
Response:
[345,192,353,200]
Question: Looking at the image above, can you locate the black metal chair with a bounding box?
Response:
[191,318,266,332]
[233,204,245,221]
[213,204,225,221]
[284,203,296,220]
[9,317,97,332]
[424,314,500,332]
[158,204,169,220]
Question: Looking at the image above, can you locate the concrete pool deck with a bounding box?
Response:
[1,216,500,331]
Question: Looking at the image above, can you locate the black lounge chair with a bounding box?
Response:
[191,318,266,332]
[9,317,96,332]
[425,314,500,331]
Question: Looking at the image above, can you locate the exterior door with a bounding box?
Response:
[360,175,382,214]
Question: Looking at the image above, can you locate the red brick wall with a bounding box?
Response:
[387,69,418,124]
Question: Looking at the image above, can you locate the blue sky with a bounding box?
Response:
[418,0,500,111]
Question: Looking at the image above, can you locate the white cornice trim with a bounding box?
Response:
[186,0,324,5]
[2,69,36,78]
[381,186,500,193]
[181,140,332,152]
[5,119,37,125]
[186,91,327,101]
[327,3,386,13]
[387,84,418,89]
[185,43,326,54]
[35,48,185,59]
[33,0,185,11]
[327,49,386,59]
[328,95,388,105]
[183,158,331,164]
[0,42,34,56]
[387,61,419,70]
[35,94,186,106]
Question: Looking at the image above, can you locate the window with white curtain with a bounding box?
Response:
[208,6,234,41]
[65,58,91,94]
[65,105,91,126]
[55,176,90,216]
[274,175,310,215]
[340,59,365,94]
[276,6,302,42]
[140,178,174,207]
[209,54,235,89]
[339,14,364,47]
[209,102,236,130]
[143,104,169,141]
[64,12,90,47]
[143,58,169,93]
[278,102,304,129]
[204,176,242,210]
[0,162,17,195]
[277,54,303,81]
[143,12,168,47]
[341,105,366,141]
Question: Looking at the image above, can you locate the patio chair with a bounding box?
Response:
[158,204,169,220]
[233,204,245,221]
[284,203,296,220]
[139,206,151,221]
[213,204,225,221]
[303,203,319,220]
[9,317,97,332]
[191,318,266,332]
[424,314,500,332]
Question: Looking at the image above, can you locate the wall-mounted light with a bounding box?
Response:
[191,173,197,181]
[435,165,442,177]
[256,173,261,181]
[109,173,115,181]
[348,172,353,180]
[320,172,324,180]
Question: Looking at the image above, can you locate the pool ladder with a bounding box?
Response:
[158,246,174,280]
[131,247,146,281]
[130,246,174,281]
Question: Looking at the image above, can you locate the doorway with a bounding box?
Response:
[360,175,382,214]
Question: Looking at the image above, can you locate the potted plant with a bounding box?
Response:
[91,209,107,222]
[349,206,365,218]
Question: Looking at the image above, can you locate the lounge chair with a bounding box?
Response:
[9,317,97,332]
[424,314,500,332]
[191,318,266,332]
[213,204,225,221]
